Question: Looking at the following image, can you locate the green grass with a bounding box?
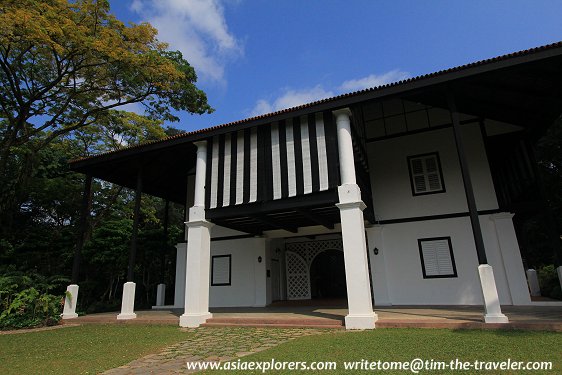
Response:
[0,324,191,374]
[1,326,560,374]
[206,329,562,374]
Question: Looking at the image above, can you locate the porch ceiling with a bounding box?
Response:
[70,42,562,208]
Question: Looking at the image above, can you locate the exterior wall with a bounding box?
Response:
[209,237,268,307]
[174,237,269,308]
[366,216,524,305]
[365,123,530,306]
[367,215,530,306]
[368,124,498,221]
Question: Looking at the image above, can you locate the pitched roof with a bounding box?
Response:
[70,40,562,167]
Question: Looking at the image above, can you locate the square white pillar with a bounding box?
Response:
[489,213,531,305]
[526,269,541,297]
[478,265,509,323]
[62,284,79,319]
[179,207,213,328]
[117,281,137,320]
[155,283,166,306]
[337,184,378,330]
[173,243,187,308]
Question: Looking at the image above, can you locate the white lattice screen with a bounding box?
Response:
[285,239,343,300]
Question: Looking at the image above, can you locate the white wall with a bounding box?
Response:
[368,124,498,221]
[209,237,268,307]
[366,214,529,306]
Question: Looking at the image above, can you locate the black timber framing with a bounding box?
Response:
[295,208,335,229]
[68,42,562,239]
[71,174,92,284]
[206,189,338,220]
[127,167,143,281]
[446,87,488,265]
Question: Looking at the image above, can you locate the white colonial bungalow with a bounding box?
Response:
[64,42,562,329]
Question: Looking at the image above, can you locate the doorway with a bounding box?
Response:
[310,249,347,299]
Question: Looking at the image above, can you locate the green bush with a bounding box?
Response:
[0,288,63,329]
[537,264,562,300]
[0,272,66,329]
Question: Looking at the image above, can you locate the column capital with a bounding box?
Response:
[193,140,207,149]
[332,107,352,119]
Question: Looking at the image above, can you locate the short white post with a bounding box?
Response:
[156,283,166,306]
[117,282,137,320]
[333,108,377,330]
[557,266,562,293]
[526,269,541,297]
[179,141,214,328]
[478,265,509,323]
[62,284,79,319]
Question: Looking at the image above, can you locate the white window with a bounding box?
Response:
[407,152,445,195]
[211,255,231,286]
[418,237,457,278]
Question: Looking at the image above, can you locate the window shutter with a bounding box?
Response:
[408,153,445,195]
[419,237,456,278]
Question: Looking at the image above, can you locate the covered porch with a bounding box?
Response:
[66,304,562,331]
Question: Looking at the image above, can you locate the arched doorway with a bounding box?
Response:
[310,249,347,299]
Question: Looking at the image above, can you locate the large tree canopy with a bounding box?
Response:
[0,0,212,225]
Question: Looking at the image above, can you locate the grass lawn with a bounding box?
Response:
[205,329,562,374]
[1,326,560,374]
[0,324,191,375]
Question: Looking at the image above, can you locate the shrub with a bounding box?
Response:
[537,265,562,300]
[0,288,63,329]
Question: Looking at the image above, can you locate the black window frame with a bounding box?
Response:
[407,152,446,196]
[211,254,232,286]
[418,236,458,279]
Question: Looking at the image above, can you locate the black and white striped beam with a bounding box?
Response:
[205,112,339,209]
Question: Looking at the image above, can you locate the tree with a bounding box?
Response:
[0,0,212,228]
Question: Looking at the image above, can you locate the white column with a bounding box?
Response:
[366,226,391,306]
[117,282,137,319]
[333,108,377,330]
[155,284,166,306]
[180,141,214,328]
[62,284,79,319]
[173,243,187,308]
[489,213,531,305]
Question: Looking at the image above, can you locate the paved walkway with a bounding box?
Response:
[103,327,327,374]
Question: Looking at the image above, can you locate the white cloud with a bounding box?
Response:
[339,70,410,91]
[249,70,410,117]
[249,85,334,117]
[130,0,242,83]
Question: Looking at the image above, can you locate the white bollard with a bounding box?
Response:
[62,284,79,319]
[478,264,509,323]
[526,269,541,297]
[117,281,137,320]
[156,283,166,306]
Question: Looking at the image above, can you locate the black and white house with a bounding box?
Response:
[64,42,562,329]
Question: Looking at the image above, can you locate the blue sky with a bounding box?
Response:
[109,0,562,133]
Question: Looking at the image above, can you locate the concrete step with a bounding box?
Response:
[202,317,344,329]
[202,322,344,329]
